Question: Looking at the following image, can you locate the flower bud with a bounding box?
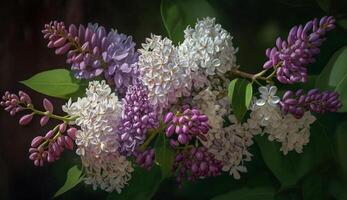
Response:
[19,114,33,125]
[43,98,53,113]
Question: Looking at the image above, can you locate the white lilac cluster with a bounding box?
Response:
[250,86,316,155]
[192,88,258,179]
[138,34,191,111]
[179,17,238,89]
[62,81,133,193]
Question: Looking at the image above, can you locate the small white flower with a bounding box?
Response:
[255,85,280,107]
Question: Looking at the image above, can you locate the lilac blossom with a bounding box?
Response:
[29,125,76,166]
[173,147,222,185]
[279,89,342,118]
[134,149,155,170]
[42,21,139,94]
[163,105,210,148]
[263,16,335,84]
[118,84,159,155]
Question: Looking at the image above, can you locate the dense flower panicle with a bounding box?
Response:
[251,86,316,154]
[173,147,222,185]
[264,111,316,154]
[263,16,335,84]
[118,84,159,155]
[62,81,133,193]
[138,34,191,111]
[179,18,238,89]
[279,89,342,119]
[42,21,139,93]
[134,149,155,170]
[164,106,211,147]
[191,88,256,179]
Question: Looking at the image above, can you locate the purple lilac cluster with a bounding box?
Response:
[173,147,222,185]
[42,21,139,94]
[263,16,335,84]
[134,149,155,170]
[118,84,159,155]
[29,126,77,166]
[163,106,210,148]
[1,91,30,117]
[279,89,342,118]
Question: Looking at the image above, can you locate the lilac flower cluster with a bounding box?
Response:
[134,149,155,170]
[279,89,342,118]
[118,84,159,155]
[1,91,30,117]
[173,147,222,185]
[163,106,210,148]
[42,21,139,94]
[29,126,77,166]
[263,16,335,84]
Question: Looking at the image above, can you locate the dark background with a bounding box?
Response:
[0,0,346,199]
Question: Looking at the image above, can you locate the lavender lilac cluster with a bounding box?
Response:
[42,21,139,94]
[173,147,222,185]
[263,16,335,84]
[163,106,210,148]
[134,149,155,170]
[29,126,77,166]
[118,84,159,155]
[279,89,342,118]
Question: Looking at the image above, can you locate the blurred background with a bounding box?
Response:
[0,0,346,199]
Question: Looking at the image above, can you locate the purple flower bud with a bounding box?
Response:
[67,127,77,140]
[40,116,49,126]
[19,113,33,125]
[31,136,44,148]
[45,130,55,139]
[59,123,67,133]
[164,112,174,123]
[43,98,53,113]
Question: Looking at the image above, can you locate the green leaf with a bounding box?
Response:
[212,187,275,200]
[302,175,325,200]
[160,0,218,44]
[336,121,347,179]
[54,165,84,198]
[154,132,175,179]
[255,122,332,188]
[228,78,253,122]
[316,46,347,112]
[107,166,162,200]
[20,69,88,99]
[316,0,330,12]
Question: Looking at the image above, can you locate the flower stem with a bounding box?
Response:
[23,104,76,122]
[139,122,165,151]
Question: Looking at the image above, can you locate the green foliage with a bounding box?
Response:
[154,132,175,179]
[20,69,88,99]
[302,175,326,200]
[336,121,347,179]
[228,78,253,122]
[255,122,332,188]
[107,166,162,200]
[160,0,217,43]
[54,165,84,198]
[212,187,275,200]
[316,0,331,12]
[316,46,347,112]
